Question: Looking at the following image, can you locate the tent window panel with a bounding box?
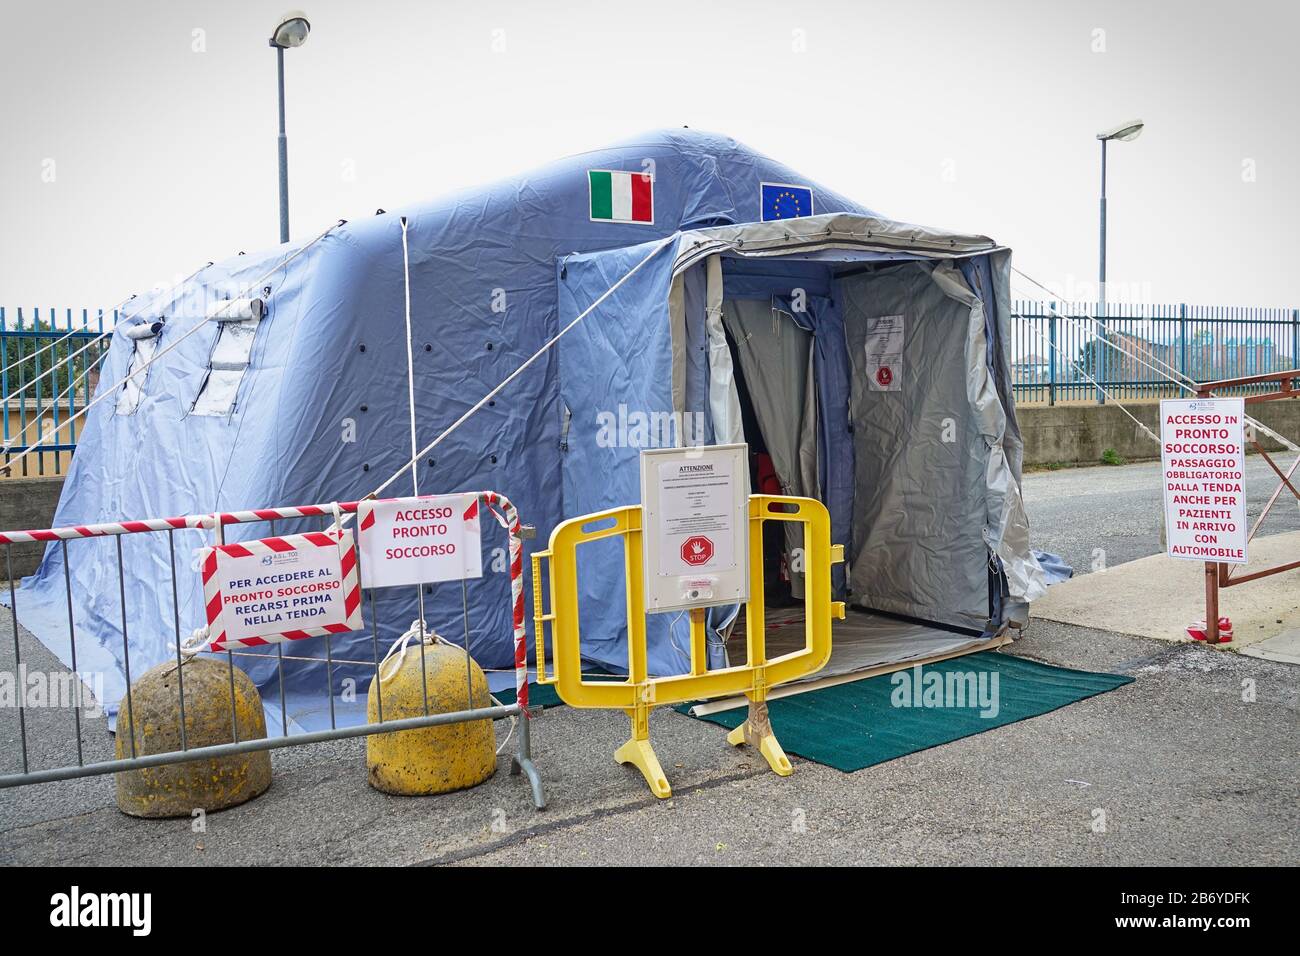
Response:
[191,315,260,417]
[192,368,246,417]
[209,321,257,369]
[116,338,159,416]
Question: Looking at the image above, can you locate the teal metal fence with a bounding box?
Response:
[2,302,1298,471]
[1,307,116,477]
[1010,301,1300,405]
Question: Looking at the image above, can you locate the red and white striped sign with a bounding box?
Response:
[357,493,482,589]
[198,529,363,652]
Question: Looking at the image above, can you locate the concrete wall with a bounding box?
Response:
[0,477,64,576]
[1018,399,1300,467]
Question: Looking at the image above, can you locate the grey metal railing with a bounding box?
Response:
[0,496,546,809]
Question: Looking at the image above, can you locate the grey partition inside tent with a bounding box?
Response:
[721,298,817,598]
[840,261,993,632]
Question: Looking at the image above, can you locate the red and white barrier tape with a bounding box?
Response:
[0,502,358,545]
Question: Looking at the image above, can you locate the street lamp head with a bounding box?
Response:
[1097,119,1144,143]
[270,11,311,48]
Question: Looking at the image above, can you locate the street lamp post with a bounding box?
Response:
[269,12,311,244]
[1094,119,1144,404]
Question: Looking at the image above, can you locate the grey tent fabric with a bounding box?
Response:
[797,334,819,519]
[842,261,992,630]
[721,299,818,596]
[930,260,1047,608]
[705,256,743,444]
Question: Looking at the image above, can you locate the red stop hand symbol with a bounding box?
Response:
[681,535,714,566]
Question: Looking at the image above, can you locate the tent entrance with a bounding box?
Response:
[705,260,1004,691]
[713,293,994,694]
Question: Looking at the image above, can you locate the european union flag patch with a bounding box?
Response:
[760,182,814,221]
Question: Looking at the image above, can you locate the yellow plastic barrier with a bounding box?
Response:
[532,495,845,798]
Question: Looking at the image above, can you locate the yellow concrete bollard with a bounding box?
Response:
[114,657,272,818]
[366,641,497,795]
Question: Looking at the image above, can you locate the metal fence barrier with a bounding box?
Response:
[0,494,546,809]
[1010,301,1300,405]
[6,302,1298,466]
[1196,370,1300,644]
[0,307,114,478]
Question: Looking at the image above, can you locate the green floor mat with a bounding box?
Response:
[492,681,563,709]
[673,651,1134,772]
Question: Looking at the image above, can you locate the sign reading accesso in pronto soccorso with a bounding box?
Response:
[1160,397,1248,565]
[639,443,750,613]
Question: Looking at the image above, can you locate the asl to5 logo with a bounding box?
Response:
[681,535,714,566]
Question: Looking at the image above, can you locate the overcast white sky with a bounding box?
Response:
[2,0,1296,314]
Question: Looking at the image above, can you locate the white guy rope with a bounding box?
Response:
[0,221,344,478]
[1011,268,1202,390]
[2,260,213,381]
[1,332,112,408]
[368,233,678,499]
[399,216,429,640]
[1011,268,1291,400]
[1034,295,1300,452]
[0,321,105,380]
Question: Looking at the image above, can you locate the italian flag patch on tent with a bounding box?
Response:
[589,170,654,224]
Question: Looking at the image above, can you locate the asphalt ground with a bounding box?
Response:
[1021,456,1300,576]
[1,460,1296,865]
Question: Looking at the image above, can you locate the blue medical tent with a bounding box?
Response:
[11,128,1047,729]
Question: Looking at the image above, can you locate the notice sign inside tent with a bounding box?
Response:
[357,493,483,589]
[199,530,362,651]
[639,443,749,613]
[864,314,904,391]
[1160,398,1248,564]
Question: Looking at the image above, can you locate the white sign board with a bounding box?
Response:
[1160,397,1248,564]
[201,530,362,649]
[640,443,749,613]
[357,493,483,589]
